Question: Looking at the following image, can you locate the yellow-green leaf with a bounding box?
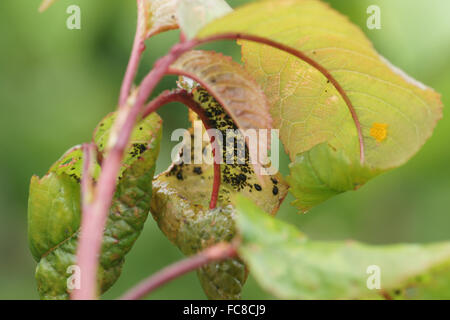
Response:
[198,0,443,212]
[28,173,81,262]
[235,196,450,300]
[29,112,162,299]
[287,143,380,213]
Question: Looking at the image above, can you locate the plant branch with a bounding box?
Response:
[142,88,222,209]
[80,143,96,213]
[72,41,197,300]
[119,0,147,107]
[119,242,238,300]
[74,29,363,300]
[71,143,97,300]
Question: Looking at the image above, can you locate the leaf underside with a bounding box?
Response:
[170,50,275,178]
[198,0,443,212]
[150,86,288,299]
[235,196,450,300]
[171,50,272,140]
[143,0,179,39]
[28,112,162,299]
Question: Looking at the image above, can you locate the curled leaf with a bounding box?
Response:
[171,50,272,135]
[28,173,81,262]
[287,143,380,213]
[170,50,273,176]
[39,0,58,12]
[28,112,162,299]
[143,0,179,39]
[235,196,450,300]
[198,0,443,212]
[150,88,287,299]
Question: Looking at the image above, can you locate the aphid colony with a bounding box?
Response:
[166,86,279,197]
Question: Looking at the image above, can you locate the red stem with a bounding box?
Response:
[80,143,95,213]
[71,143,97,300]
[119,0,147,107]
[72,44,191,301]
[210,153,221,209]
[142,89,221,209]
[119,242,237,300]
[193,33,365,164]
[381,290,393,300]
[179,31,187,43]
[75,30,364,300]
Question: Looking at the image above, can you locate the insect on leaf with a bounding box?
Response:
[235,196,450,300]
[28,112,162,299]
[198,0,443,212]
[150,87,288,299]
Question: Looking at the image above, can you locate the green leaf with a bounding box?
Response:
[28,112,162,299]
[150,88,288,299]
[198,0,443,211]
[28,173,81,262]
[287,143,381,213]
[47,145,102,182]
[94,111,161,177]
[177,0,232,39]
[235,196,450,300]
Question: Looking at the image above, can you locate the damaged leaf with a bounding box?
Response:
[198,0,443,212]
[28,112,162,299]
[150,88,287,299]
[235,196,450,300]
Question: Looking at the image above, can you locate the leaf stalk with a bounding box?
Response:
[142,88,222,209]
[75,28,364,300]
[119,242,238,300]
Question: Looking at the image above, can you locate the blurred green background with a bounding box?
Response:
[0,0,449,299]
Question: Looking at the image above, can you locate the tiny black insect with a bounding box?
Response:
[272,186,278,195]
[193,167,202,175]
[238,173,247,182]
